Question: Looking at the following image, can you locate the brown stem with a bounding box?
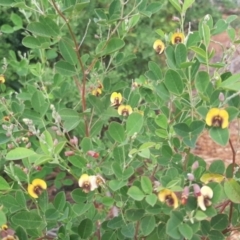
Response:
[134,221,140,240]
[229,139,236,175]
[51,0,89,137]
[218,200,231,213]
[228,139,236,227]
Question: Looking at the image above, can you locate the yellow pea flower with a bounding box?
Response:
[158,188,179,209]
[205,108,229,129]
[117,105,133,116]
[153,39,165,54]
[110,92,123,106]
[171,32,185,44]
[27,179,47,198]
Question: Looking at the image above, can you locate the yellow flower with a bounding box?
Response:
[110,92,123,106]
[197,186,213,211]
[118,105,133,116]
[78,174,105,193]
[205,108,229,129]
[153,39,165,54]
[1,224,8,230]
[92,88,102,96]
[171,32,185,44]
[0,75,5,84]
[27,179,47,198]
[158,189,179,209]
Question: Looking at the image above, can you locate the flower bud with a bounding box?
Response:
[70,136,78,146]
[181,186,189,205]
[192,161,199,170]
[64,151,74,156]
[218,92,225,102]
[187,173,195,181]
[193,184,201,197]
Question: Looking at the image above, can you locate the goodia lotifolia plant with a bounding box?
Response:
[0,0,240,239]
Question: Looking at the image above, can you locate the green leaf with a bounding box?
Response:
[1,24,14,33]
[22,36,43,49]
[6,148,36,160]
[209,128,229,146]
[165,46,177,69]
[148,61,163,80]
[126,113,144,136]
[15,226,28,240]
[59,108,81,131]
[173,123,190,137]
[109,180,127,191]
[224,179,240,203]
[202,23,211,47]
[175,43,187,68]
[127,186,145,201]
[169,0,181,12]
[31,90,48,116]
[80,137,93,153]
[108,216,124,229]
[212,19,228,35]
[164,69,184,95]
[146,2,163,13]
[178,223,193,239]
[121,223,135,238]
[145,194,157,206]
[54,141,66,155]
[125,209,145,221]
[182,0,195,12]
[27,16,60,37]
[53,191,66,211]
[11,211,42,229]
[208,230,225,240]
[195,71,210,95]
[140,216,155,236]
[0,211,7,226]
[155,115,168,129]
[11,12,22,27]
[219,73,240,91]
[141,176,152,194]
[55,60,76,76]
[0,0,14,6]
[39,130,54,156]
[210,214,228,230]
[166,211,183,239]
[108,122,125,142]
[59,39,78,65]
[102,38,125,55]
[189,46,207,59]
[186,31,201,47]
[78,218,93,239]
[0,176,11,190]
[209,160,225,174]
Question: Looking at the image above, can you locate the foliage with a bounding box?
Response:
[0,0,240,239]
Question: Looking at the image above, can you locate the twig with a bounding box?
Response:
[51,0,89,137]
[228,139,236,226]
[229,139,236,175]
[134,221,140,240]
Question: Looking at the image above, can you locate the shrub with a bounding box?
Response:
[0,0,240,239]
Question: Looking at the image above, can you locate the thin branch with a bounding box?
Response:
[229,139,236,175]
[51,0,89,136]
[228,139,236,226]
[134,221,140,240]
[78,19,91,49]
